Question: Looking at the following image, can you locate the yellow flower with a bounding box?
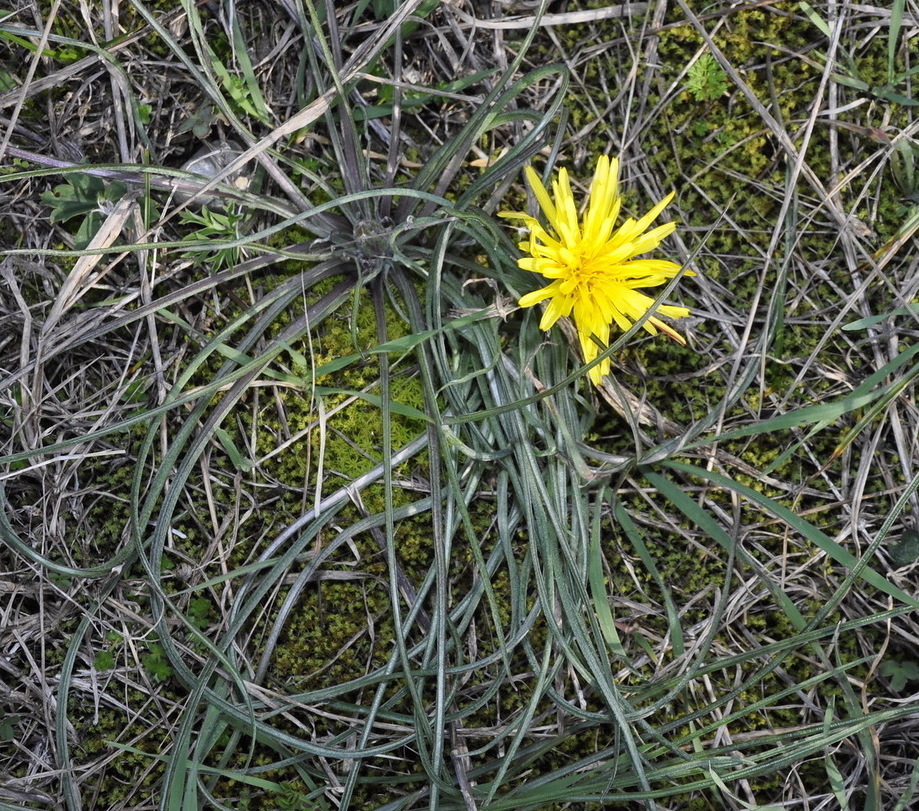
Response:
[500,155,693,385]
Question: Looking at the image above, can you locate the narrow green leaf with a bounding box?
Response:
[213,426,253,472]
[842,303,919,331]
[889,0,907,84]
[798,1,831,37]
[661,461,919,609]
[613,500,685,657]
[643,468,807,631]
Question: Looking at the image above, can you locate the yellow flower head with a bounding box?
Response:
[500,155,694,385]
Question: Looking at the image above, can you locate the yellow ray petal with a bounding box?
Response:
[505,156,693,386]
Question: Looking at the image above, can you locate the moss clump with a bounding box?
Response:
[67,686,176,807]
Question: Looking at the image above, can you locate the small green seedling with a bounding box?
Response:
[888,528,919,566]
[42,173,128,249]
[179,204,247,271]
[686,53,728,102]
[880,658,919,692]
[141,640,174,683]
